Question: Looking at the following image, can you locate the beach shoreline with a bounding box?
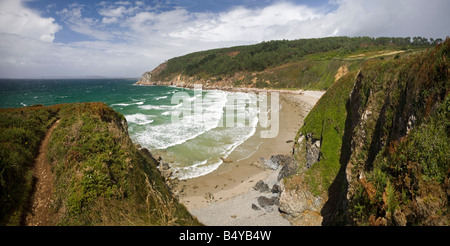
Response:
[167,89,324,226]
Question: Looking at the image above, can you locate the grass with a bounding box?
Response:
[231,59,362,91]
[232,46,424,92]
[47,103,200,225]
[295,71,358,196]
[345,40,450,225]
[288,39,449,225]
[152,37,430,92]
[0,102,200,226]
[0,105,58,225]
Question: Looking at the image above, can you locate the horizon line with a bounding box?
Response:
[0,76,140,80]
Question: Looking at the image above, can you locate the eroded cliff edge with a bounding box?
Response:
[279,38,449,226]
[0,103,201,225]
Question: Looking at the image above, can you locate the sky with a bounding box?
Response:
[0,0,449,78]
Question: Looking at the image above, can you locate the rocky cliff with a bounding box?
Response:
[279,38,449,226]
[132,37,447,226]
[135,37,434,91]
[343,39,449,225]
[135,60,352,91]
[136,61,235,89]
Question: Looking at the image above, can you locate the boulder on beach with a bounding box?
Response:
[253,180,270,193]
[271,184,281,194]
[251,204,261,211]
[257,196,279,208]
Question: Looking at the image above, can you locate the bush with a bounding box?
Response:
[347,38,450,225]
[0,106,57,225]
[46,103,200,225]
[1,103,200,226]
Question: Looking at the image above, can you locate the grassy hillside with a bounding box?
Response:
[346,38,449,226]
[289,38,449,225]
[0,103,200,226]
[0,105,58,225]
[143,36,434,90]
[295,70,358,197]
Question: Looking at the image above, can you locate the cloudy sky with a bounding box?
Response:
[0,0,449,78]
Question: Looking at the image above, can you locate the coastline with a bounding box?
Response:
[135,78,324,97]
[167,89,324,226]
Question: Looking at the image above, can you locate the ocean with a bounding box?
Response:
[0,79,263,179]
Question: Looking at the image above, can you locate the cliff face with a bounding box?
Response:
[135,59,352,91]
[135,37,434,91]
[135,64,235,89]
[136,62,167,85]
[281,39,449,226]
[344,39,449,225]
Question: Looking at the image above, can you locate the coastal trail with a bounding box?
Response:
[23,119,60,226]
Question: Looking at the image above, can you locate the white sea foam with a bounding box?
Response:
[135,91,228,150]
[125,113,154,125]
[138,103,182,110]
[129,89,260,180]
[111,103,132,106]
[169,121,258,180]
[172,160,223,180]
[155,96,168,100]
[111,101,144,107]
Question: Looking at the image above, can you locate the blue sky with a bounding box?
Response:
[23,0,336,44]
[0,0,449,78]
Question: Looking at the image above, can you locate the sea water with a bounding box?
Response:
[0,79,263,179]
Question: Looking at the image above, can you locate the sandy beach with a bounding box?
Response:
[171,90,324,226]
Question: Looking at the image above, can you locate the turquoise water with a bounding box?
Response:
[0,79,260,179]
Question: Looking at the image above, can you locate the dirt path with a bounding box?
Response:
[23,120,60,226]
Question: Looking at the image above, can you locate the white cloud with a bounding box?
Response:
[169,2,325,42]
[102,16,119,24]
[1,0,449,78]
[316,0,450,38]
[0,0,61,42]
[0,33,153,78]
[99,6,127,17]
[99,4,139,18]
[57,4,113,40]
[168,0,450,42]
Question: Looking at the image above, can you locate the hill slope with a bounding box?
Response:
[0,103,200,226]
[136,36,433,90]
[281,38,449,225]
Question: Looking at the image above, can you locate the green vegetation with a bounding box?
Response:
[291,38,449,225]
[232,59,355,90]
[296,71,357,196]
[151,36,435,90]
[2,36,447,226]
[347,39,450,225]
[0,103,200,226]
[0,105,58,225]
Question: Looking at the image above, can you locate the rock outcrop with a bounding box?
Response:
[253,180,270,193]
[135,61,237,89]
[278,179,324,226]
[278,39,450,226]
[305,133,321,169]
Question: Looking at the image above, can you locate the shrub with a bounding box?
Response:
[0,106,57,225]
